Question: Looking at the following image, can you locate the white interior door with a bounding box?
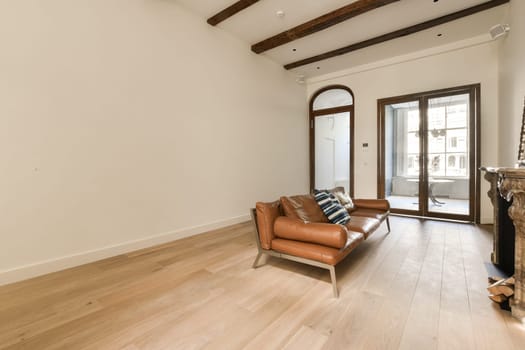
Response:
[314,113,350,193]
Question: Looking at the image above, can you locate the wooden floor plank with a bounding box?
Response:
[282,325,328,350]
[459,224,516,350]
[398,223,445,350]
[362,222,432,349]
[437,226,477,350]
[1,218,524,350]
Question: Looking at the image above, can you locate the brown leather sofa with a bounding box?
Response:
[251,187,390,297]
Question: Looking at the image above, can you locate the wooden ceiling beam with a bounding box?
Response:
[251,0,400,54]
[207,0,260,26]
[284,0,510,70]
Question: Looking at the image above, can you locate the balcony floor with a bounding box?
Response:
[387,195,469,216]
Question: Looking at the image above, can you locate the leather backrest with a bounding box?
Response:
[255,201,281,249]
[280,194,328,223]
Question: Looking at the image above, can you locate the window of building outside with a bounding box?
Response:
[405,103,468,177]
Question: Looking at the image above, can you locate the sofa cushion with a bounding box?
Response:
[280,194,328,223]
[345,216,380,239]
[313,190,351,225]
[255,201,281,249]
[274,216,347,249]
[271,230,364,266]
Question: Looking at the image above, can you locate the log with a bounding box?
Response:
[487,275,515,297]
[488,277,508,288]
[487,276,515,289]
[487,275,515,305]
[505,277,515,285]
[489,294,508,303]
[488,276,504,284]
[487,284,514,297]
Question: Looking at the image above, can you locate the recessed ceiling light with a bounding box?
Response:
[276,10,285,18]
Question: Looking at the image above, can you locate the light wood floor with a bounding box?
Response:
[1,217,525,350]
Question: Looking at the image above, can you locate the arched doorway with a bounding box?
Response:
[309,85,355,196]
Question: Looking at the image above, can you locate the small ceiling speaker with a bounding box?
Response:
[295,75,306,85]
[489,24,510,40]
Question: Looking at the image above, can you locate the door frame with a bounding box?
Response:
[377,84,481,223]
[309,85,355,196]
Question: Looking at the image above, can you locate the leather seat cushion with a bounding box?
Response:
[345,216,380,239]
[274,217,348,249]
[271,230,364,265]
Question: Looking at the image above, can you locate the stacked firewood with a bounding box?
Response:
[488,276,515,311]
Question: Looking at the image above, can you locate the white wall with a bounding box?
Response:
[307,41,499,223]
[0,0,308,284]
[498,1,525,166]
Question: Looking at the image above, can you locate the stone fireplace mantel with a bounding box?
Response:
[481,166,525,320]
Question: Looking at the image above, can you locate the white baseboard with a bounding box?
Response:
[0,214,250,286]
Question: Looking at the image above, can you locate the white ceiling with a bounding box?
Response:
[175,0,509,78]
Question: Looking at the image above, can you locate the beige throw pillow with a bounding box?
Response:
[334,191,354,210]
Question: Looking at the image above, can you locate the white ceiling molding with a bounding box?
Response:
[306,34,493,85]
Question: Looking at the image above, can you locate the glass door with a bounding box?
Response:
[378,85,479,222]
[382,100,422,215]
[426,93,471,217]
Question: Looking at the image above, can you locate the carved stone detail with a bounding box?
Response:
[484,170,498,206]
[481,167,501,265]
[499,171,525,320]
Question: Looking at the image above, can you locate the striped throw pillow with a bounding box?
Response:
[313,190,351,225]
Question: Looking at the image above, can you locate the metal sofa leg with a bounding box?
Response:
[386,216,391,233]
[252,252,263,268]
[329,266,338,298]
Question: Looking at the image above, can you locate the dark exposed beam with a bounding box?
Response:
[207,0,260,26]
[252,0,400,54]
[284,0,510,70]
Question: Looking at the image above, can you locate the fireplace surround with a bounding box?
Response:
[481,166,525,321]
